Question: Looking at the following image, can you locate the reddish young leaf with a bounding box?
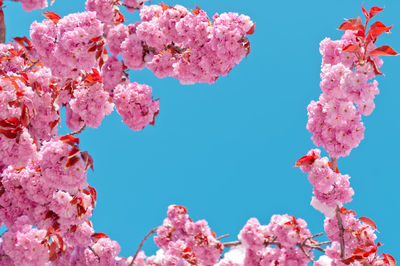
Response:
[91,232,109,239]
[382,253,396,266]
[369,6,384,19]
[65,155,80,168]
[369,45,398,56]
[0,128,18,139]
[60,134,79,146]
[13,36,32,48]
[20,104,30,127]
[115,10,125,23]
[358,216,378,230]
[68,146,81,158]
[0,117,19,128]
[367,25,393,43]
[361,5,369,19]
[159,3,172,11]
[342,44,359,53]
[49,118,60,130]
[81,151,94,171]
[150,109,159,126]
[294,151,320,167]
[191,5,201,15]
[84,68,102,84]
[88,186,97,206]
[338,17,364,31]
[368,57,383,75]
[41,11,61,24]
[246,24,255,35]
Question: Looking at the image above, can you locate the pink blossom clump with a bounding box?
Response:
[124,0,146,12]
[30,11,103,79]
[299,150,354,215]
[238,215,312,265]
[106,24,129,56]
[85,0,114,24]
[2,216,49,265]
[101,56,124,93]
[154,205,223,266]
[113,82,159,131]
[307,30,383,158]
[39,138,88,193]
[20,0,48,12]
[119,5,254,84]
[68,83,114,129]
[324,208,378,262]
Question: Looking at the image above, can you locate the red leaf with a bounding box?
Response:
[41,11,61,24]
[0,117,19,128]
[49,118,60,130]
[0,128,18,139]
[294,151,320,167]
[65,156,80,168]
[367,58,383,75]
[382,253,396,266]
[88,186,97,206]
[68,146,81,158]
[369,45,398,56]
[150,109,159,126]
[361,5,369,19]
[84,69,102,84]
[159,3,172,11]
[358,216,378,230]
[338,17,364,31]
[367,25,393,43]
[60,134,79,146]
[369,6,384,19]
[246,24,255,35]
[81,151,94,171]
[191,5,201,15]
[13,36,32,48]
[342,44,359,53]
[92,232,109,239]
[20,104,30,127]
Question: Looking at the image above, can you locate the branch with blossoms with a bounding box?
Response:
[0,0,397,265]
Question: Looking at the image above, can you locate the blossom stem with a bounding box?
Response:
[335,205,346,259]
[130,227,159,266]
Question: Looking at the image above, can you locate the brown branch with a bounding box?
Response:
[130,227,159,266]
[330,157,338,172]
[299,242,315,263]
[88,246,100,262]
[335,205,346,259]
[216,234,230,240]
[311,232,324,239]
[20,60,39,73]
[67,124,86,136]
[222,240,241,248]
[0,4,5,43]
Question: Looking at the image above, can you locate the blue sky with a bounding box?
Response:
[5,0,400,260]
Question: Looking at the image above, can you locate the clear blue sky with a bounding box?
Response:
[5,0,400,260]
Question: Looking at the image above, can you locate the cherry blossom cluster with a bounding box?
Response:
[297,148,354,216]
[316,208,392,265]
[307,22,388,158]
[235,215,313,265]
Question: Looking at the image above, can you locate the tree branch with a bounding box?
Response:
[67,124,86,136]
[0,3,5,43]
[335,205,346,259]
[88,246,100,262]
[130,227,159,266]
[216,234,230,240]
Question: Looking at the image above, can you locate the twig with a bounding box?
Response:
[216,234,230,240]
[21,60,39,73]
[311,232,323,239]
[0,2,5,43]
[88,246,100,262]
[299,243,315,263]
[330,157,338,172]
[304,244,326,253]
[67,124,86,136]
[130,227,159,266]
[335,205,346,259]
[222,240,241,248]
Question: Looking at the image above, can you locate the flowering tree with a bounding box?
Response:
[0,0,397,265]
